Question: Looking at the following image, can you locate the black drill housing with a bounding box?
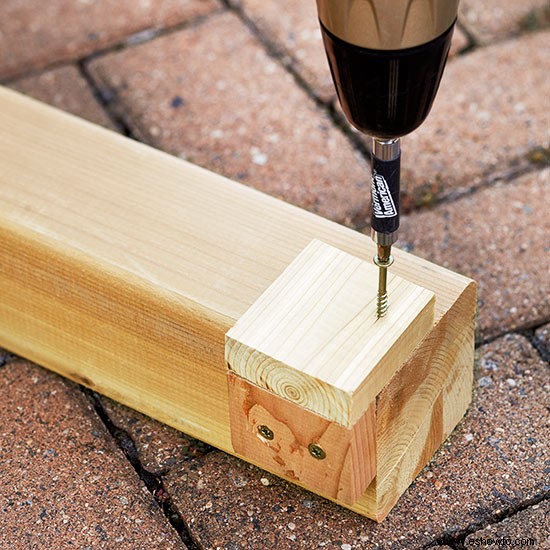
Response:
[320,22,455,139]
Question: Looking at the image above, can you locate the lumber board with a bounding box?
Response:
[375,280,476,485]
[0,86,475,520]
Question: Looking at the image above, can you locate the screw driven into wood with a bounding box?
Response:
[373,245,394,318]
[257,425,274,440]
[308,443,326,460]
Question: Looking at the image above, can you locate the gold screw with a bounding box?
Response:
[308,443,326,460]
[373,245,394,319]
[257,425,274,440]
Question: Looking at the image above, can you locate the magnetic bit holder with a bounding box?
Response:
[225,240,435,505]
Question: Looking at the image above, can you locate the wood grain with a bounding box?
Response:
[375,281,476,485]
[0,86,475,520]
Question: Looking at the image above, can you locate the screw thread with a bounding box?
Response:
[377,290,389,318]
[374,247,393,319]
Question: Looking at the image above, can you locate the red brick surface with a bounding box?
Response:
[399,30,550,206]
[88,12,371,225]
[0,361,185,549]
[9,65,115,129]
[460,0,550,43]
[100,397,211,475]
[230,0,335,102]
[464,500,549,548]
[400,168,550,340]
[0,0,219,80]
[162,334,549,548]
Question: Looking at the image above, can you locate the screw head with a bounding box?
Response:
[257,425,274,440]
[308,443,326,460]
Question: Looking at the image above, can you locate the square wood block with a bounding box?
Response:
[226,240,435,506]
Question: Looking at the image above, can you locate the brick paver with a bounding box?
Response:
[460,0,550,44]
[230,0,342,102]
[88,11,371,225]
[0,361,184,548]
[398,30,550,206]
[400,168,550,341]
[163,333,549,548]
[9,65,115,129]
[464,500,549,547]
[0,0,219,80]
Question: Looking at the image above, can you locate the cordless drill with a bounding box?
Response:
[316,0,459,316]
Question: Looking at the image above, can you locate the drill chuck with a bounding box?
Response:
[319,21,455,139]
[317,0,458,139]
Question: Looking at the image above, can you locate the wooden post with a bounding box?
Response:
[0,87,476,521]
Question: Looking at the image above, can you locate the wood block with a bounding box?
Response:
[226,240,435,428]
[0,86,476,521]
[225,240,435,505]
